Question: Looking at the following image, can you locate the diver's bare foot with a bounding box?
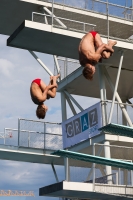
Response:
[108,40,117,47]
[50,76,54,81]
[55,74,60,79]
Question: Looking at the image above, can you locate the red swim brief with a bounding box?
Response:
[90,31,98,38]
[32,79,41,86]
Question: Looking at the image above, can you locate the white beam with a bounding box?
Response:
[43,7,67,28]
[66,96,77,116]
[53,55,61,81]
[51,163,59,182]
[108,51,124,124]
[29,51,53,76]
[64,90,84,112]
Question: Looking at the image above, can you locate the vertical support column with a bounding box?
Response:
[98,65,112,183]
[118,168,121,185]
[61,92,70,181]
[106,0,109,40]
[52,0,54,26]
[131,170,133,186]
[92,144,95,191]
[98,65,107,126]
[104,141,112,184]
[124,169,128,185]
[122,101,127,126]
[4,128,6,145]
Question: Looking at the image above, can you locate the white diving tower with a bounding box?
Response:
[1,0,133,199]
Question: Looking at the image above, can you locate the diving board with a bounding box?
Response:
[99,123,133,138]
[0,144,64,165]
[7,20,81,59]
[7,20,133,69]
[52,149,133,170]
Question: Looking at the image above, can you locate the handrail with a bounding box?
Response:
[19,118,61,124]
[32,12,96,27]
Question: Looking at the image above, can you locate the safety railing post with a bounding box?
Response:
[116,172,118,185]
[131,170,133,186]
[107,0,109,40]
[28,131,30,148]
[18,118,20,147]
[92,144,95,191]
[4,128,6,145]
[83,23,85,32]
[52,0,54,26]
[44,123,46,149]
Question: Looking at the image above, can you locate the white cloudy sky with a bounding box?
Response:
[0,34,99,200]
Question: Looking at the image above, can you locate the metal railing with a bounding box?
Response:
[102,100,133,126]
[2,99,133,149]
[54,57,80,79]
[93,143,133,187]
[32,12,96,33]
[67,143,133,193]
[2,119,63,151]
[36,0,133,42]
[39,0,133,20]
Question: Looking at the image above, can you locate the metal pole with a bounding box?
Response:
[43,7,67,28]
[104,141,112,184]
[131,170,133,186]
[64,90,84,112]
[61,92,67,122]
[44,123,46,149]
[51,163,59,182]
[117,103,119,124]
[98,65,107,126]
[108,51,124,124]
[104,68,133,127]
[132,0,133,20]
[53,55,61,80]
[64,155,70,181]
[66,96,77,116]
[107,0,109,40]
[122,102,127,126]
[52,0,54,26]
[18,118,20,147]
[4,129,6,145]
[116,172,118,185]
[118,168,121,185]
[29,51,53,76]
[28,132,30,148]
[61,92,69,181]
[98,65,112,183]
[92,144,95,191]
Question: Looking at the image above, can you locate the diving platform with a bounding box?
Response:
[7,21,81,59]
[52,150,133,170]
[39,181,133,199]
[99,123,133,138]
[6,20,133,60]
[0,144,64,165]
